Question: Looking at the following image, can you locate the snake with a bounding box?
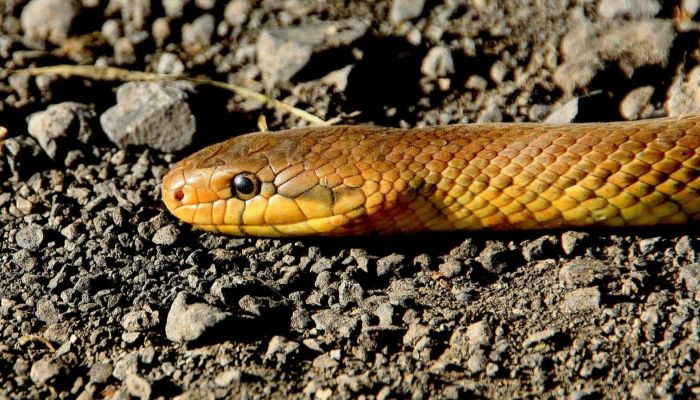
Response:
[161,115,700,237]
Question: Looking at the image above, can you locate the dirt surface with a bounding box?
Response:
[1,0,700,398]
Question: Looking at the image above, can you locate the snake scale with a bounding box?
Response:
[162,115,700,237]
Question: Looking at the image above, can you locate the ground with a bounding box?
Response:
[1,0,699,399]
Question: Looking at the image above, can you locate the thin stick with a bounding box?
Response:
[16,65,328,126]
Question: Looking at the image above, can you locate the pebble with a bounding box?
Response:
[554,20,673,93]
[224,0,251,26]
[89,362,113,383]
[389,0,425,23]
[155,52,185,75]
[121,309,160,332]
[438,259,462,278]
[152,17,171,47]
[679,264,700,293]
[311,309,359,338]
[214,369,242,387]
[561,287,601,313]
[112,352,139,381]
[466,353,486,374]
[544,97,579,123]
[165,292,232,343]
[29,359,60,385]
[558,259,613,288]
[257,19,368,88]
[100,82,196,152]
[561,231,588,255]
[338,280,364,307]
[264,336,300,365]
[665,66,700,116]
[387,279,417,307]
[36,299,60,324]
[376,253,405,277]
[182,14,215,47]
[27,102,96,160]
[124,374,151,400]
[620,86,655,120]
[114,37,136,65]
[20,0,79,44]
[152,224,180,245]
[598,0,661,19]
[313,354,339,368]
[466,320,492,350]
[15,224,44,251]
[522,328,559,348]
[478,241,516,274]
[421,46,455,78]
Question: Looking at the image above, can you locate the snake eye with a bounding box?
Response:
[231,172,260,200]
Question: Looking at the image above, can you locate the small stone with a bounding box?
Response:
[562,287,601,313]
[598,0,661,19]
[387,279,417,307]
[36,299,60,324]
[466,353,486,374]
[679,263,700,292]
[389,0,425,23]
[638,237,660,255]
[155,52,185,75]
[89,362,113,383]
[100,82,195,152]
[421,46,454,78]
[15,224,44,251]
[544,97,579,123]
[561,231,588,255]
[121,309,160,332]
[165,292,231,343]
[479,241,517,274]
[152,17,171,47]
[114,37,136,65]
[264,336,300,365]
[112,352,138,381]
[312,354,339,368]
[376,253,405,277]
[21,0,80,44]
[30,359,60,385]
[523,328,559,348]
[224,0,251,26]
[182,14,215,47]
[257,19,368,89]
[559,259,613,288]
[338,280,364,307]
[122,332,141,344]
[124,374,151,400]
[620,86,655,120]
[466,320,491,349]
[27,102,96,160]
[311,309,359,338]
[214,369,242,387]
[438,259,462,278]
[152,225,180,245]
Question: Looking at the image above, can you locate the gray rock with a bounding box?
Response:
[438,259,462,278]
[257,19,369,88]
[114,37,136,65]
[522,235,557,262]
[89,362,113,383]
[165,292,231,343]
[376,253,405,277]
[152,17,171,47]
[679,263,700,292]
[15,224,44,251]
[467,353,486,374]
[561,231,588,255]
[112,352,138,381]
[182,14,215,47]
[666,65,700,116]
[638,237,660,255]
[224,0,251,26]
[598,0,661,19]
[36,299,60,324]
[620,86,655,120]
[121,309,160,332]
[523,328,558,348]
[264,336,300,365]
[29,359,60,385]
[214,368,242,387]
[421,46,455,78]
[124,374,151,400]
[554,19,673,93]
[311,309,359,338]
[561,287,601,313]
[312,354,339,368]
[387,278,417,306]
[163,0,186,18]
[152,224,180,245]
[100,82,195,152]
[479,241,516,274]
[338,280,364,307]
[559,259,613,288]
[20,0,79,44]
[544,97,579,123]
[389,0,425,23]
[27,102,96,159]
[465,320,492,350]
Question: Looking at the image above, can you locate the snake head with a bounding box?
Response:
[162,127,406,236]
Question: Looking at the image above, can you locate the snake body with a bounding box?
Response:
[162,116,700,236]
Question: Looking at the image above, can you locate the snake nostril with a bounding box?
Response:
[174,190,184,202]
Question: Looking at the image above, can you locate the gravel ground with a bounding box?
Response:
[2,0,700,398]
